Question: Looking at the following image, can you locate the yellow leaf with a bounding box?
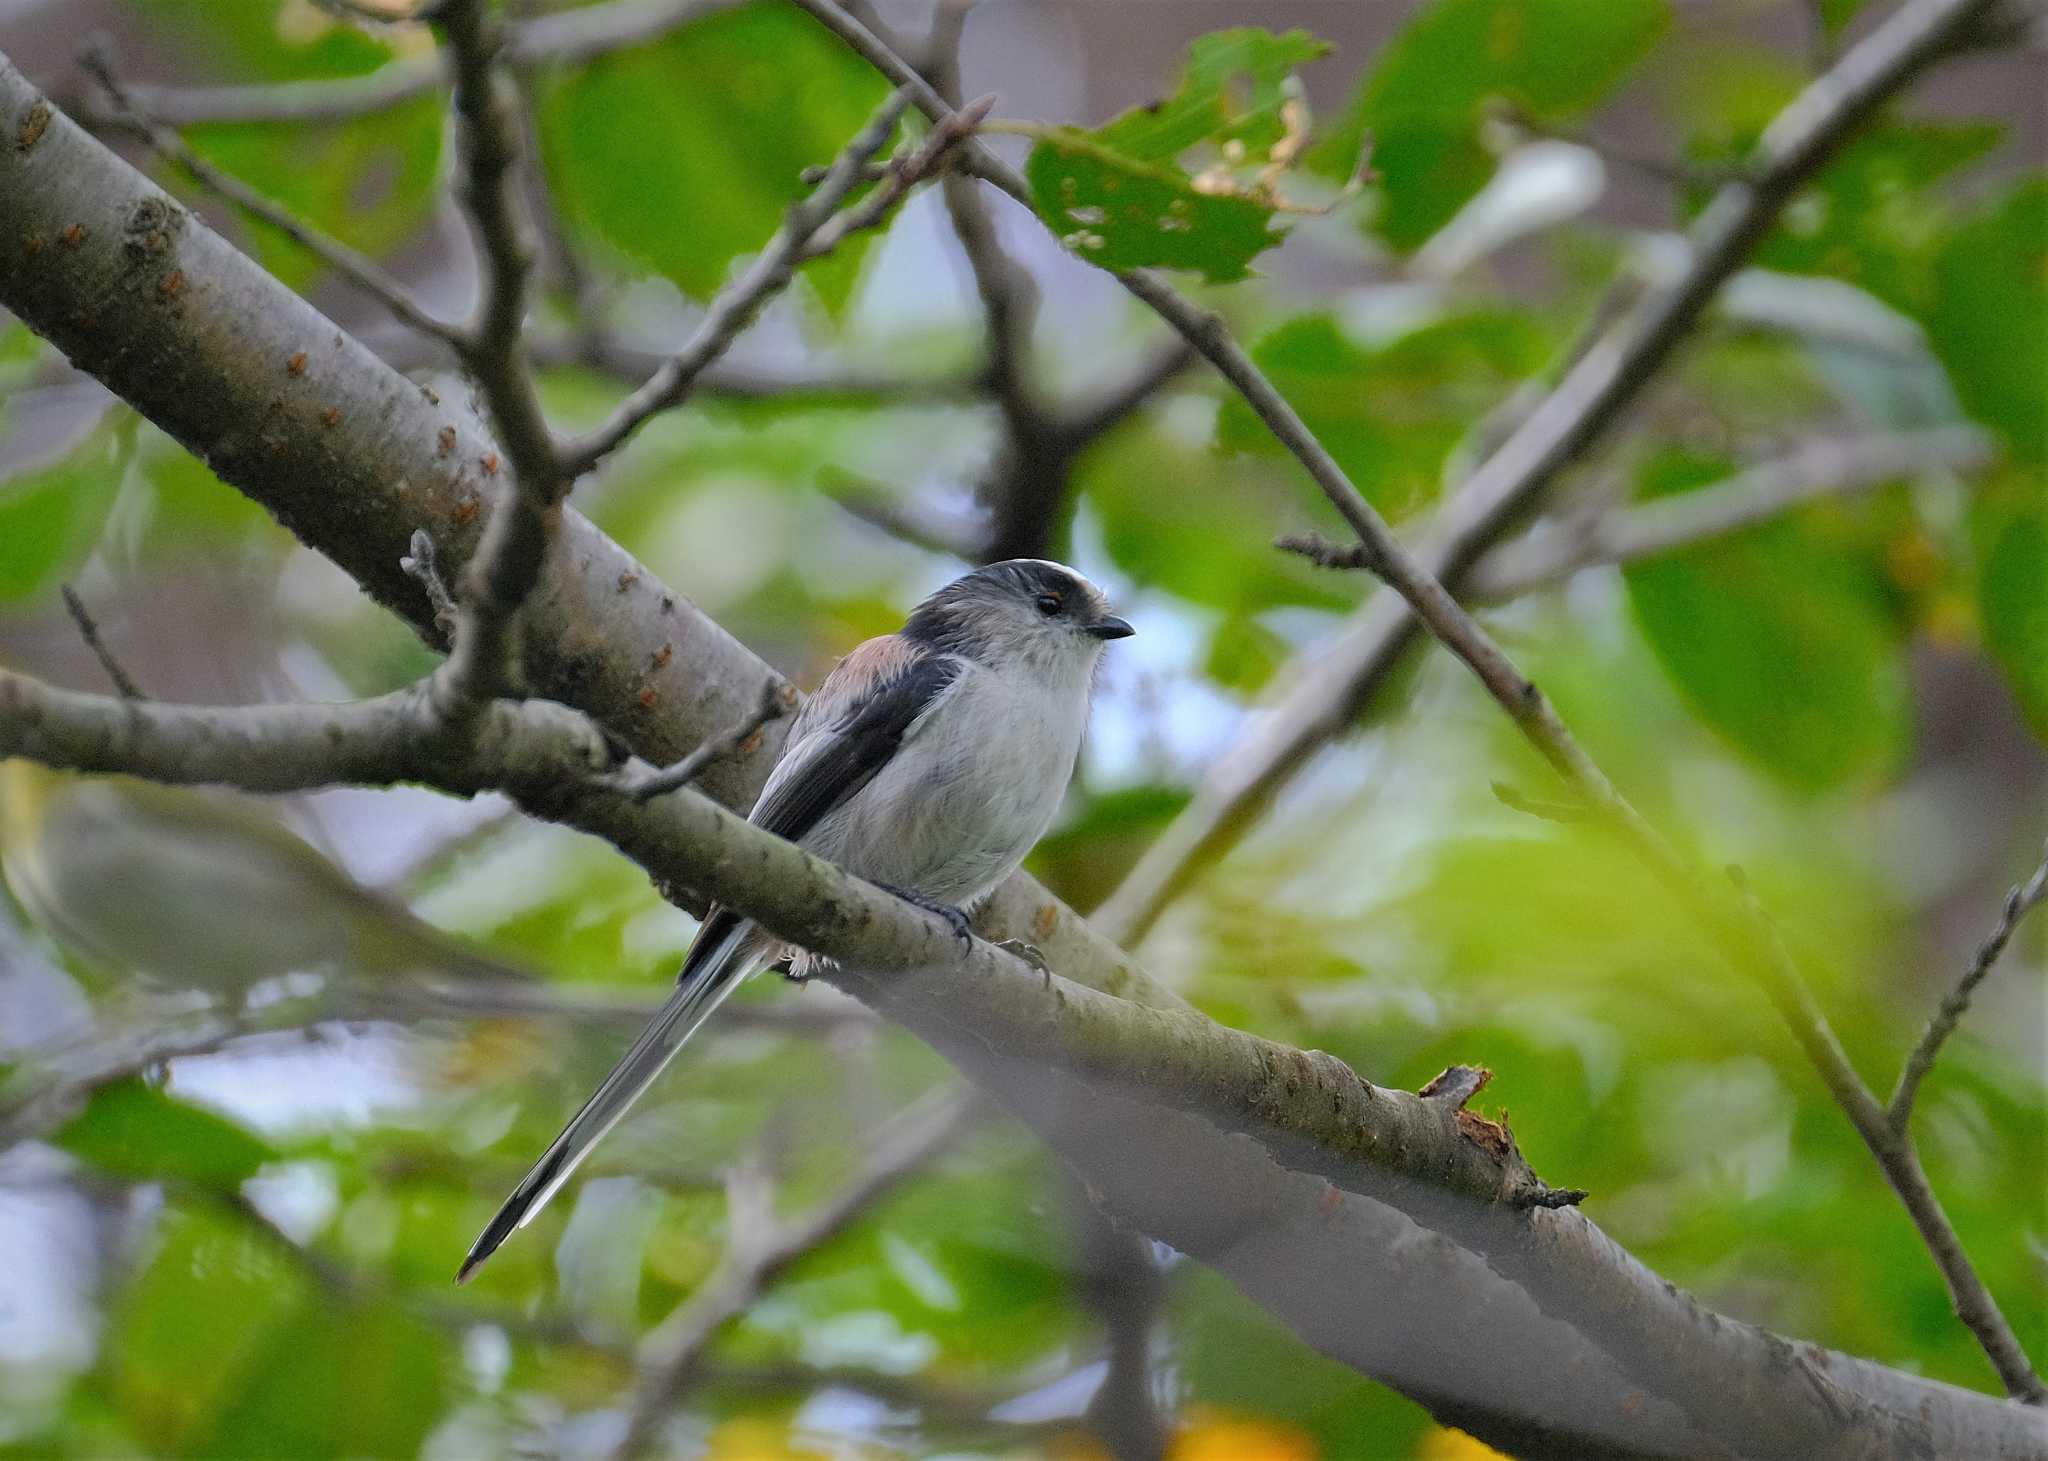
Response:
[1416,1425,1516,1460]
[1170,1408,1320,1461]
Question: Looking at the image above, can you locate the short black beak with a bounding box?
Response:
[1087,615,1135,641]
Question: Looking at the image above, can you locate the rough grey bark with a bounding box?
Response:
[4,52,2045,1461]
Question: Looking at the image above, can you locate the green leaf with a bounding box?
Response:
[194,1295,447,1459]
[1925,179,2048,463]
[129,2,442,293]
[1076,419,1352,617]
[1025,134,1284,282]
[186,100,444,295]
[1314,0,1667,248]
[1623,450,1912,791]
[1094,28,1331,165]
[1216,310,1550,519]
[1698,122,2002,320]
[111,1204,306,1454]
[1024,29,1331,282]
[538,0,890,304]
[55,1079,276,1187]
[111,1202,445,1458]
[0,415,127,602]
[1973,469,2048,741]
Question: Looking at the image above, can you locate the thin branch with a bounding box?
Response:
[1055,342,1198,449]
[560,90,991,476]
[817,466,990,559]
[1468,426,1996,600]
[58,584,146,700]
[789,0,2045,1407]
[78,46,464,349]
[615,676,793,803]
[1889,839,2048,1129]
[1089,0,2012,950]
[614,1087,979,1457]
[88,0,749,128]
[430,0,568,717]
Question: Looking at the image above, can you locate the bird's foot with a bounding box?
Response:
[878,884,975,951]
[993,938,1053,989]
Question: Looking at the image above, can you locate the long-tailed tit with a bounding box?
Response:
[459,559,1133,1281]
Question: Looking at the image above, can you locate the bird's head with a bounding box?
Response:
[901,559,1132,680]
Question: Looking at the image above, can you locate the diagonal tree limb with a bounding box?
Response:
[5,51,2045,1457]
[1077,0,2013,948]
[5,664,2045,1456]
[79,45,465,349]
[784,0,2046,1409]
[1466,424,1997,600]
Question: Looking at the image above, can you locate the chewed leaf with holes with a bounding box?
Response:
[1025,28,1331,281]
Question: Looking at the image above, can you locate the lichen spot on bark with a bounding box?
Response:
[14,98,50,152]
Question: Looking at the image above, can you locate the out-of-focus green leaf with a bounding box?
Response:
[1313,0,1666,248]
[1216,310,1549,520]
[194,1294,447,1459]
[1623,450,1911,791]
[110,1204,306,1454]
[187,100,444,294]
[1738,123,2003,315]
[128,2,442,293]
[55,1079,275,1187]
[1925,179,2048,463]
[131,426,284,556]
[1025,29,1330,281]
[0,415,127,602]
[1030,783,1194,913]
[1973,469,2048,741]
[1077,421,1351,617]
[538,0,889,306]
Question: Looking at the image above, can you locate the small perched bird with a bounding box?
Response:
[459,559,1133,1281]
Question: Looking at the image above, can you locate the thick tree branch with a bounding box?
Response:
[79,47,464,349]
[0,49,1183,1012]
[785,0,2045,1411]
[6,667,2046,1455]
[1889,839,2048,1128]
[5,48,2045,1458]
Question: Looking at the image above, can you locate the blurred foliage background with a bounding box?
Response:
[0,0,2043,1456]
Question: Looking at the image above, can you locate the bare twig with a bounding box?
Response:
[561,90,990,476]
[78,46,463,348]
[1889,840,2048,1130]
[399,528,460,642]
[58,584,146,700]
[788,0,2045,1405]
[817,466,990,559]
[429,0,568,717]
[614,1087,978,1456]
[1089,0,2011,949]
[617,677,792,803]
[1469,426,1997,600]
[1274,531,1373,573]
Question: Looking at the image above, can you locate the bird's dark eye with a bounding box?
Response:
[1035,593,1062,618]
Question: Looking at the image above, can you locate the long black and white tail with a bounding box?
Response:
[456,912,759,1283]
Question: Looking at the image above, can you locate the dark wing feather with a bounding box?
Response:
[745,647,962,844]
